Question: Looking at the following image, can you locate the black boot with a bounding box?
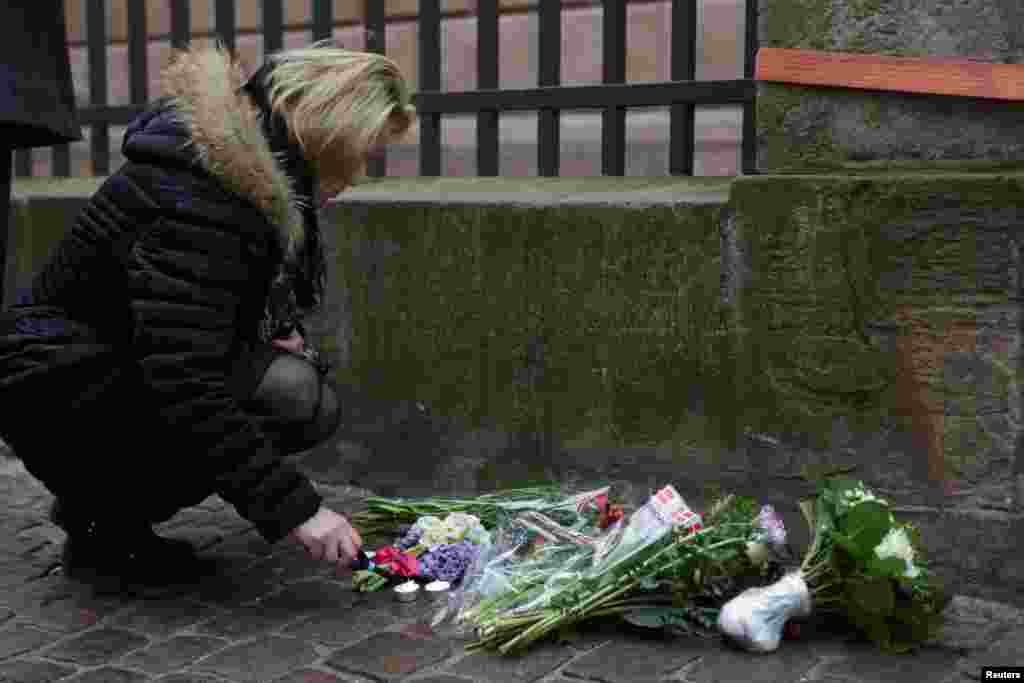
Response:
[49,499,203,587]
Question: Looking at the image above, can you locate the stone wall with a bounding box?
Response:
[756,0,1024,171]
[7,172,1024,605]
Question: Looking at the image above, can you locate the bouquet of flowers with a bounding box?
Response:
[352,512,494,592]
[717,478,949,654]
[349,484,616,538]
[445,485,784,655]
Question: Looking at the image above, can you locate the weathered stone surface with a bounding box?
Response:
[282,610,397,647]
[120,635,229,675]
[62,667,149,683]
[756,84,1024,172]
[565,637,706,683]
[759,0,1024,62]
[195,604,303,640]
[269,670,353,683]
[325,630,455,681]
[682,641,820,682]
[957,627,1024,679]
[819,642,960,683]
[449,642,576,683]
[0,658,77,683]
[0,622,64,659]
[757,0,1024,171]
[41,628,150,667]
[190,635,318,683]
[258,580,358,615]
[110,600,223,638]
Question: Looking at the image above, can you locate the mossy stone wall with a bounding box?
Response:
[757,0,1024,172]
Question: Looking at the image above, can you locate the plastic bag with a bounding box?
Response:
[716,571,812,653]
[586,485,701,579]
[433,510,606,634]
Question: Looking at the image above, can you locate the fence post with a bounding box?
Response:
[418,0,442,177]
[601,0,627,176]
[364,0,387,177]
[87,0,109,175]
[670,0,696,176]
[476,0,499,177]
[741,0,758,174]
[537,0,561,177]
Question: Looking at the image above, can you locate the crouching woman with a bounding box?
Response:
[0,42,414,585]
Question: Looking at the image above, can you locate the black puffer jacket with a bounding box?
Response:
[0,46,327,542]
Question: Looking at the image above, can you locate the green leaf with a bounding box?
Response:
[838,501,892,560]
[868,556,908,579]
[622,607,716,632]
[845,576,895,616]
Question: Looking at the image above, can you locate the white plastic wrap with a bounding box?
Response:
[716,571,812,653]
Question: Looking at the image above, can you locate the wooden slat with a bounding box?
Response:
[756,47,1024,102]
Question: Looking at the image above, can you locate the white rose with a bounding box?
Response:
[874,527,919,578]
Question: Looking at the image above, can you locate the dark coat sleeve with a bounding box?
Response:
[122,178,322,543]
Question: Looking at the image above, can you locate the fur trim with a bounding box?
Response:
[160,45,304,259]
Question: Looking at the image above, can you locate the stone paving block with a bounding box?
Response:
[120,635,230,675]
[41,627,150,667]
[62,666,150,682]
[269,669,353,683]
[259,580,358,614]
[190,566,282,608]
[448,640,577,683]
[681,640,820,683]
[957,627,1024,680]
[191,634,319,683]
[111,599,224,638]
[282,609,397,647]
[0,658,77,683]
[246,552,334,585]
[818,642,961,683]
[325,629,456,681]
[154,674,233,683]
[205,530,275,559]
[0,622,64,659]
[347,585,438,624]
[2,577,122,630]
[195,604,304,640]
[565,636,707,683]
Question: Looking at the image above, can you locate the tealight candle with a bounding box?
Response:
[425,580,450,602]
[394,580,420,603]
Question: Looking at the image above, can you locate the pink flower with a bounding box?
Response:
[757,505,786,547]
[372,546,420,578]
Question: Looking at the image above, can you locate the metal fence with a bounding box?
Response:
[14,0,758,180]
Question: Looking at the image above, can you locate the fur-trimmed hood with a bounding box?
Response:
[123,46,305,258]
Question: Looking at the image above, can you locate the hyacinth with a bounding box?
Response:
[419,540,480,583]
[756,505,787,547]
[396,526,424,551]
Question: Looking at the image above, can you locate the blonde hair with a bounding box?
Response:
[262,40,416,182]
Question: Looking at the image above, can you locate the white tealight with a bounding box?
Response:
[425,581,450,592]
[394,580,420,602]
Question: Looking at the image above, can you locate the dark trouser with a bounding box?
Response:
[0,343,341,527]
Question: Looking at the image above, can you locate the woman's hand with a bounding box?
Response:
[271,330,305,354]
[289,506,363,566]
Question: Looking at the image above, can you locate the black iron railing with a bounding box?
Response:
[14,0,758,179]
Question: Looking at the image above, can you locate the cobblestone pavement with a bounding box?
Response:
[1,457,1022,683]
